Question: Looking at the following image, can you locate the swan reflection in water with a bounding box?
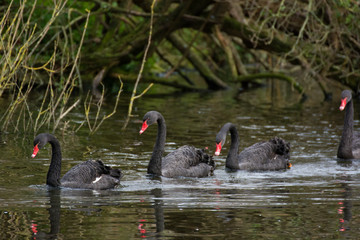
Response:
[31,189,61,240]
[336,159,354,233]
[31,188,124,239]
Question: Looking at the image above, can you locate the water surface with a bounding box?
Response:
[1,84,359,239]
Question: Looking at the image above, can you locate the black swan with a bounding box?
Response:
[139,111,215,178]
[31,133,122,189]
[337,90,360,159]
[215,123,291,171]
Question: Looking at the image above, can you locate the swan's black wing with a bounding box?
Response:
[61,160,122,189]
[237,137,290,171]
[162,145,215,178]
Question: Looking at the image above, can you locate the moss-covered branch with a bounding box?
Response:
[112,73,204,92]
[237,73,304,94]
[167,33,228,90]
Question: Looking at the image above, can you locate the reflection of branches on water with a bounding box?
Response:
[0,210,34,239]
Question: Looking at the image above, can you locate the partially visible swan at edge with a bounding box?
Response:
[215,122,291,171]
[32,133,122,189]
[139,111,215,178]
[337,90,360,159]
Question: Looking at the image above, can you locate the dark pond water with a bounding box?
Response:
[1,83,360,239]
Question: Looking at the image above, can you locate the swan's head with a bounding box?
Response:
[340,90,352,111]
[215,123,236,156]
[140,111,162,134]
[32,133,51,158]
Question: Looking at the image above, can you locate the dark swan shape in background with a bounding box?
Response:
[215,122,291,171]
[139,111,215,178]
[32,133,123,189]
[337,90,360,159]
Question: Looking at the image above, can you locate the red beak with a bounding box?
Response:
[139,121,148,134]
[32,144,39,158]
[339,98,347,111]
[215,142,222,156]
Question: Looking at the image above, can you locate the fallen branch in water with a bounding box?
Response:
[112,73,204,91]
[237,72,304,95]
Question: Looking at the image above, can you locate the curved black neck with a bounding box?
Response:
[225,124,240,169]
[46,135,62,187]
[338,99,354,158]
[148,113,166,176]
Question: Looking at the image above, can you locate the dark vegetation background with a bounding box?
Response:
[1,0,359,133]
